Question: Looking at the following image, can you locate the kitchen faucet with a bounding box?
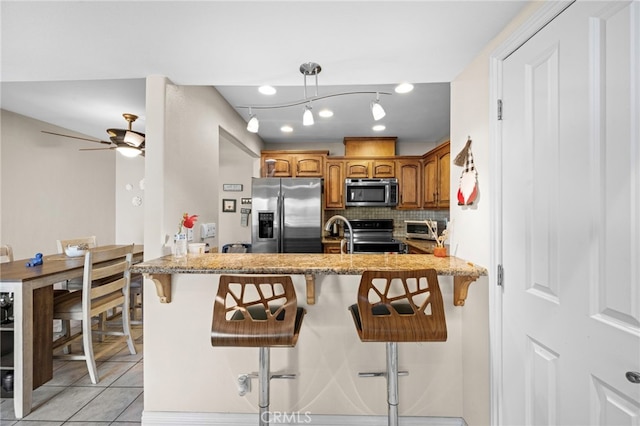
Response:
[324,215,353,254]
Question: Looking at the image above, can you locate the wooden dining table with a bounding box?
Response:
[0,244,143,418]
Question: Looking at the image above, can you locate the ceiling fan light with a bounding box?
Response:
[303,105,314,126]
[247,115,259,133]
[124,130,145,147]
[116,145,142,158]
[371,100,386,121]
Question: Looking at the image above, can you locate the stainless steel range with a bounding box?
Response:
[343,219,406,254]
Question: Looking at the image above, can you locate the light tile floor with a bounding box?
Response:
[0,322,144,425]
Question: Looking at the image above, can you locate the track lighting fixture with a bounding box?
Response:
[246,108,259,133]
[238,62,392,133]
[303,104,314,126]
[371,92,386,121]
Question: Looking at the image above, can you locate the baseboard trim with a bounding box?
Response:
[142,411,466,425]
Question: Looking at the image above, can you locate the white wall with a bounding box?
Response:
[264,140,442,157]
[0,110,116,258]
[449,2,543,425]
[115,154,145,245]
[218,131,257,248]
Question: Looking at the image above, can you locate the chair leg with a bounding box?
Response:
[386,342,399,426]
[82,315,99,384]
[122,293,137,355]
[259,347,270,426]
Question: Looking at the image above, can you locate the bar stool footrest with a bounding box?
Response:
[358,371,408,378]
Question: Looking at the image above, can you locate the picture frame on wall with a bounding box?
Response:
[222,199,236,212]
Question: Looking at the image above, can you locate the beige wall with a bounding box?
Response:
[0,110,117,258]
[218,132,257,248]
[450,2,544,425]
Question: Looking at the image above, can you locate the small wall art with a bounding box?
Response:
[222,199,236,212]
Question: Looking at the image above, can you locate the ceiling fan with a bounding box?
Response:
[42,113,145,157]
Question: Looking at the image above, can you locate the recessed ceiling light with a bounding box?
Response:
[373,124,386,131]
[318,109,334,118]
[395,82,414,94]
[259,85,276,95]
[281,125,293,133]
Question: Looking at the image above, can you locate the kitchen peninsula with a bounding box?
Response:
[134,252,486,306]
[133,252,487,423]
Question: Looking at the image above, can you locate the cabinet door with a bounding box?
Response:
[261,154,293,177]
[423,154,438,208]
[323,243,342,254]
[325,161,345,209]
[436,148,450,208]
[295,155,324,177]
[345,160,370,178]
[396,159,421,209]
[372,160,395,177]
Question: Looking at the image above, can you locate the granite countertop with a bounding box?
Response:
[131,252,487,277]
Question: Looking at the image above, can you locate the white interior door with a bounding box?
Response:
[500,1,640,424]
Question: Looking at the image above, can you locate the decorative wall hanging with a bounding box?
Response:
[455,137,478,206]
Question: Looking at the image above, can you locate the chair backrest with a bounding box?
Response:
[355,269,447,342]
[211,275,300,347]
[82,244,134,316]
[0,245,13,263]
[56,236,97,254]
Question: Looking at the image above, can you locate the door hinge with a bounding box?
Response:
[497,99,503,121]
[497,264,504,287]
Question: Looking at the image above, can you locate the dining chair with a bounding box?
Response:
[54,236,99,341]
[56,236,97,255]
[52,244,137,384]
[0,245,13,263]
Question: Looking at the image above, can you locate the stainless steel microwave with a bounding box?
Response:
[345,178,398,207]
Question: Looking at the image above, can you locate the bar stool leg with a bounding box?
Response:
[387,342,399,426]
[259,347,270,426]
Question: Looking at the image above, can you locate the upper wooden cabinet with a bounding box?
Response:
[396,159,421,209]
[325,160,345,209]
[261,150,328,178]
[343,137,396,157]
[345,159,395,178]
[422,141,450,209]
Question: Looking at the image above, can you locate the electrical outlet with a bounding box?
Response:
[200,223,216,238]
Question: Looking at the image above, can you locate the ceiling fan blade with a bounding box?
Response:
[41,130,112,145]
[79,147,116,151]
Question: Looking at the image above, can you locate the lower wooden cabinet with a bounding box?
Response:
[323,242,342,253]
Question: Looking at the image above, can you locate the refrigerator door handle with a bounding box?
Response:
[279,192,285,253]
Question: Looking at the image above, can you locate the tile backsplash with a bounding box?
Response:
[323,208,449,237]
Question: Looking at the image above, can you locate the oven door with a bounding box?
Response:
[352,241,406,254]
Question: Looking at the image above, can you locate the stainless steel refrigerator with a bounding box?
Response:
[251,177,322,253]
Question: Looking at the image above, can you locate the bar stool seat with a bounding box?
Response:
[348,269,447,426]
[211,275,305,425]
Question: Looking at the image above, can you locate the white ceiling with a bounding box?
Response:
[0,1,528,145]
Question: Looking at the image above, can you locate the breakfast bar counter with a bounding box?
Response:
[135,252,489,423]
[132,252,487,306]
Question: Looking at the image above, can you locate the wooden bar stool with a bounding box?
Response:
[211,275,305,426]
[348,269,447,426]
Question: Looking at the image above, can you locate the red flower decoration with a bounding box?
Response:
[180,213,198,231]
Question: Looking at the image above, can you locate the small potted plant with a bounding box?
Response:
[425,220,448,257]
